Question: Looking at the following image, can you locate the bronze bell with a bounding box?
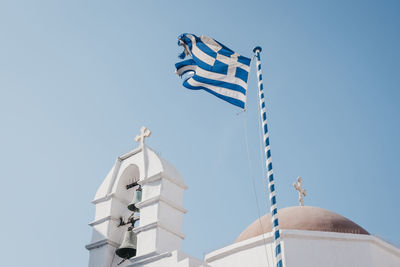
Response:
[127,187,142,212]
[115,228,137,259]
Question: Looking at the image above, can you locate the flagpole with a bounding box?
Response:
[253,46,283,267]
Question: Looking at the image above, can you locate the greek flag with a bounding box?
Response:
[175,33,251,109]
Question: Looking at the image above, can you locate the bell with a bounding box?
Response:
[127,187,142,212]
[115,229,137,259]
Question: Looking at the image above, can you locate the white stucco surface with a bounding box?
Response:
[283,230,400,267]
[205,231,277,267]
[205,229,400,267]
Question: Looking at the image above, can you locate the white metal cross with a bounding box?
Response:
[293,177,307,206]
[135,126,151,149]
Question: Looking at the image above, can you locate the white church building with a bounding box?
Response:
[86,127,400,267]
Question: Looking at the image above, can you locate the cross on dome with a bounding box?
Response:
[293,177,307,206]
[135,126,151,149]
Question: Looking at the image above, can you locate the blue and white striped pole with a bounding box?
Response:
[253,46,283,267]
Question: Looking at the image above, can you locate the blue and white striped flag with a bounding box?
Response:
[175,33,251,109]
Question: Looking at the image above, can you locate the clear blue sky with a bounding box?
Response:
[1,1,399,266]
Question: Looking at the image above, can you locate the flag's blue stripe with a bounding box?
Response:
[176,66,195,76]
[196,41,217,59]
[192,75,246,95]
[235,67,249,83]
[238,55,251,66]
[218,47,235,57]
[191,54,215,72]
[180,34,193,50]
[175,59,196,69]
[215,40,235,57]
[182,79,245,109]
[212,60,228,75]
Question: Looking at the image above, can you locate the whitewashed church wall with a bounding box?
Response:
[125,250,207,267]
[161,178,184,204]
[207,243,275,267]
[284,234,372,266]
[138,202,158,226]
[90,220,111,243]
[158,201,184,234]
[369,237,400,267]
[141,179,162,200]
[283,230,400,267]
[157,228,183,253]
[205,234,276,267]
[94,167,115,201]
[110,198,131,218]
[93,200,112,221]
[144,149,167,179]
[205,230,400,267]
[136,228,158,255]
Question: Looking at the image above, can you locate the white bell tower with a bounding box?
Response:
[86,126,188,267]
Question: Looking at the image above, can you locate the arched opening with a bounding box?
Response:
[115,164,140,204]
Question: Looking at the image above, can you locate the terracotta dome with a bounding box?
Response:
[236,206,369,243]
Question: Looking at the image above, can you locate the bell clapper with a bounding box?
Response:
[118,214,140,228]
[117,258,126,266]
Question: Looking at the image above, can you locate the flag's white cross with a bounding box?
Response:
[227,54,238,77]
[293,177,307,206]
[135,126,151,149]
[216,52,239,78]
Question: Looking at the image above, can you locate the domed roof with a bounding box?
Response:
[236,206,369,243]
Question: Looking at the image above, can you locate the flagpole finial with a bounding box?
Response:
[253,46,262,53]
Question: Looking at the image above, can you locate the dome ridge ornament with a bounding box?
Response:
[293,177,307,206]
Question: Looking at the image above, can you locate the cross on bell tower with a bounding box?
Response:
[135,126,151,149]
[293,177,307,206]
